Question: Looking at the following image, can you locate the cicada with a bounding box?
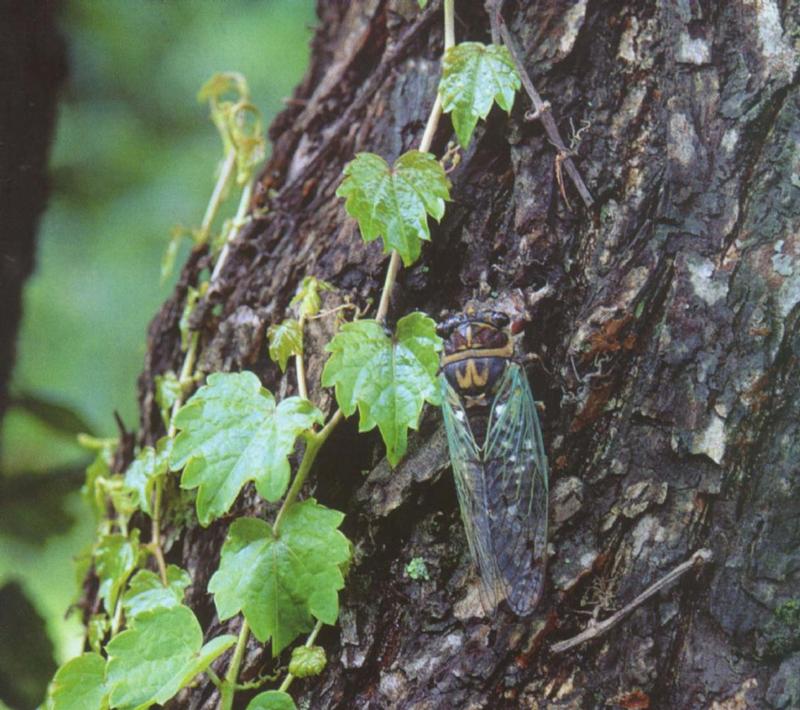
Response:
[437,307,548,615]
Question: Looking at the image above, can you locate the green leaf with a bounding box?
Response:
[79,435,116,520]
[336,151,450,266]
[106,605,235,710]
[46,653,108,710]
[95,531,140,614]
[267,319,303,372]
[208,499,351,656]
[405,557,430,581]
[321,312,442,465]
[179,285,202,352]
[289,645,327,678]
[170,371,323,525]
[290,275,335,319]
[246,691,297,710]
[122,565,191,619]
[417,0,428,7]
[439,42,521,147]
[123,438,172,516]
[154,371,181,425]
[87,614,109,654]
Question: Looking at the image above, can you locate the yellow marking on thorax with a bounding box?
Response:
[441,343,514,366]
[455,359,490,389]
[466,325,473,348]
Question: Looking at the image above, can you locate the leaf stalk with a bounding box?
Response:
[219,618,250,710]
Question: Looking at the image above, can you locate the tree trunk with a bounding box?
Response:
[137,1,800,707]
[0,0,66,427]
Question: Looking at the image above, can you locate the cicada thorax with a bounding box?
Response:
[440,314,514,447]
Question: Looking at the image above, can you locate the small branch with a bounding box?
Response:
[219,618,250,710]
[485,0,502,44]
[277,619,324,694]
[496,13,594,209]
[295,315,309,400]
[551,548,713,654]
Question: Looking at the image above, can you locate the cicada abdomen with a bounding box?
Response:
[438,308,548,615]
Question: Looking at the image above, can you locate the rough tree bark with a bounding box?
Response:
[133,1,799,707]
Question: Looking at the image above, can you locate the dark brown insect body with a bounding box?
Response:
[438,307,548,615]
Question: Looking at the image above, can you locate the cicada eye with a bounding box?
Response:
[488,311,510,329]
[436,315,463,337]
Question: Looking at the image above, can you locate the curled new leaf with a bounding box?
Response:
[336,151,450,266]
[321,312,442,465]
[169,371,323,526]
[291,275,336,319]
[289,645,327,678]
[267,319,303,372]
[439,42,521,147]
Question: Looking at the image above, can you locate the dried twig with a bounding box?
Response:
[492,5,594,209]
[551,548,713,654]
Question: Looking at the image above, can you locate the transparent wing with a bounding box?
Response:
[440,363,549,615]
[484,362,549,614]
[440,378,507,614]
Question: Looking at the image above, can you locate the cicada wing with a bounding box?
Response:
[484,362,549,614]
[440,377,506,614]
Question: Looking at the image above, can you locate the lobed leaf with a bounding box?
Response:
[439,42,520,147]
[336,151,450,266]
[122,565,191,619]
[169,371,323,525]
[106,605,235,709]
[46,653,108,710]
[208,499,351,656]
[321,312,442,465]
[267,319,303,372]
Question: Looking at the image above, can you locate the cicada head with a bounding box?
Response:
[439,308,514,400]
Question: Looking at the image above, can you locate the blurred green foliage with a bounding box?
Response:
[0,0,314,697]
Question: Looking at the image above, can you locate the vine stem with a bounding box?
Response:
[228,1,456,699]
[272,409,344,536]
[277,619,324,693]
[219,618,250,710]
[149,169,254,587]
[375,0,454,324]
[199,148,236,243]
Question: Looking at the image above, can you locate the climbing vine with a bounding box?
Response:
[44,1,530,708]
